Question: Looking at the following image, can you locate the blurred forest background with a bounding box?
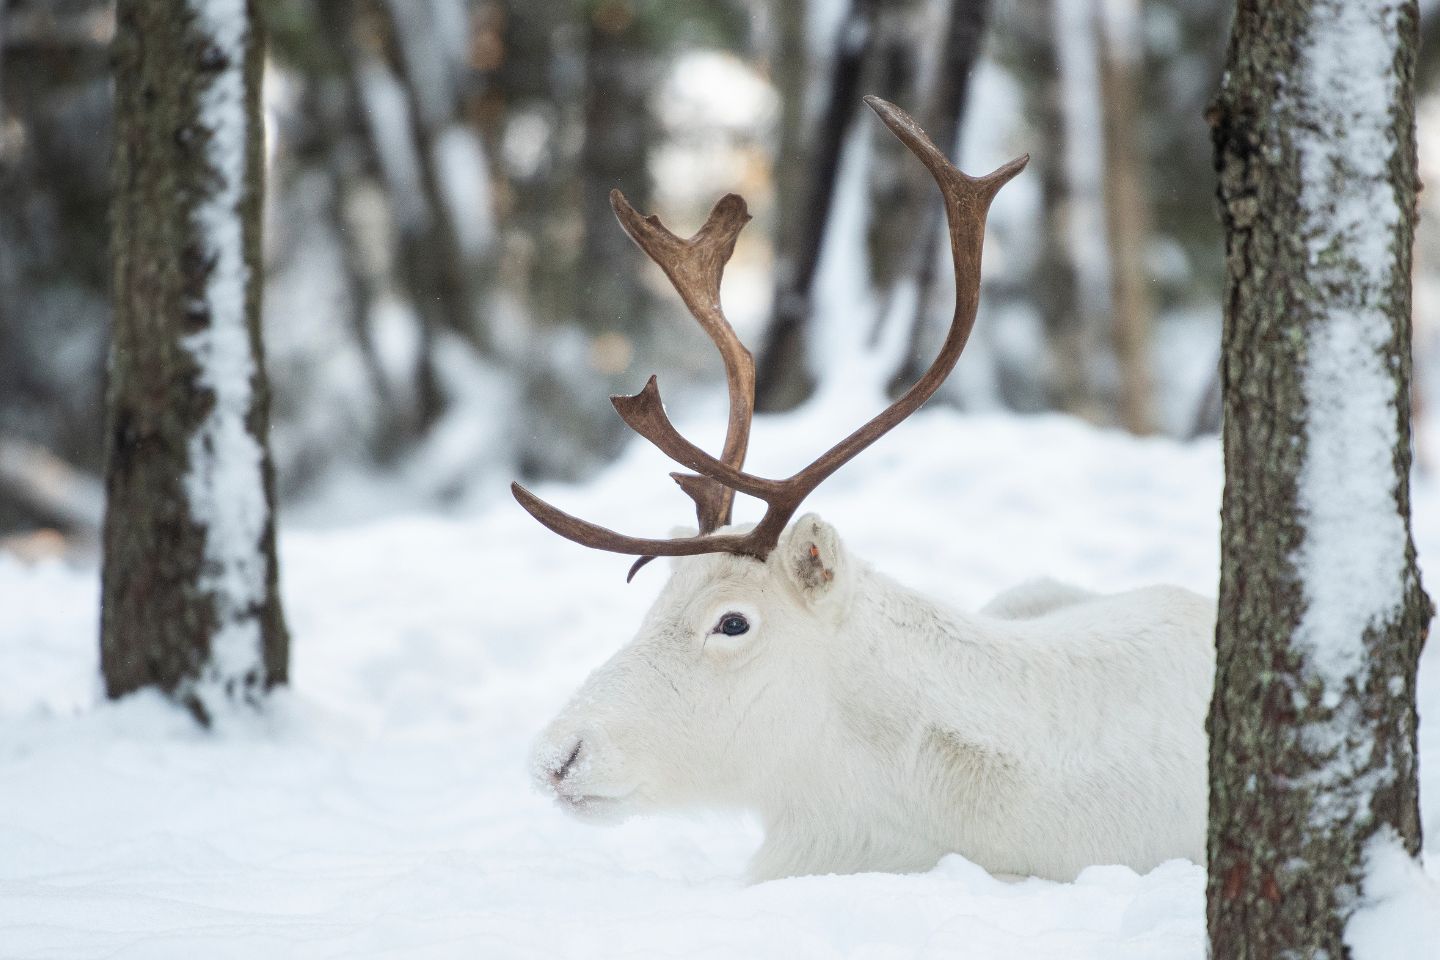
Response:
[7,0,1440,541]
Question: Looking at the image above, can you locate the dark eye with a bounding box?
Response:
[716,613,750,637]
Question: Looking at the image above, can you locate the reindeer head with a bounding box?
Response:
[516,97,1026,824]
[530,514,853,822]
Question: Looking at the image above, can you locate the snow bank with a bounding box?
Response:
[3,406,1437,958]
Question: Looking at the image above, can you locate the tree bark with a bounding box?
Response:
[103,0,288,721]
[1208,1,1429,956]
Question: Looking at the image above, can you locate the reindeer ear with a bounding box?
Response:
[779,513,846,600]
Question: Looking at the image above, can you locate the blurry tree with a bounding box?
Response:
[577,0,659,352]
[1048,0,1114,421]
[1002,0,1086,415]
[1096,0,1153,434]
[496,0,642,478]
[1001,0,1223,432]
[857,0,935,352]
[887,0,991,394]
[758,0,811,410]
[264,0,400,464]
[0,0,112,530]
[0,0,1247,536]
[494,0,584,331]
[1208,0,1429,955]
[260,0,503,489]
[102,0,288,719]
[754,0,875,412]
[532,0,668,476]
[502,0,749,478]
[757,0,994,411]
[376,0,494,353]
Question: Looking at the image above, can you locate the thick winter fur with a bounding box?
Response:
[531,515,1215,882]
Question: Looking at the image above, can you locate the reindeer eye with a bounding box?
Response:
[716,613,750,637]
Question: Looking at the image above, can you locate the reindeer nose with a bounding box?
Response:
[549,738,584,785]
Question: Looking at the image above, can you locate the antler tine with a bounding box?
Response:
[512,97,1026,575]
[609,191,756,534]
[511,482,756,558]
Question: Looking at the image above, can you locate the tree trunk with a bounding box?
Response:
[103,0,288,721]
[507,0,663,476]
[495,0,584,332]
[757,0,811,409]
[1051,0,1114,423]
[299,0,444,451]
[1006,0,1088,416]
[377,0,494,354]
[860,0,934,321]
[889,0,991,393]
[349,1,445,428]
[576,0,657,355]
[1097,0,1153,435]
[0,0,113,531]
[1208,1,1429,956]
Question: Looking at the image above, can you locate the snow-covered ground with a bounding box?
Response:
[3,405,1438,958]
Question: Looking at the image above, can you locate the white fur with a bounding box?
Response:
[531,515,1215,882]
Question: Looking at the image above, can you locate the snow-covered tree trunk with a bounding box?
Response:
[1209,1,1430,955]
[102,0,288,720]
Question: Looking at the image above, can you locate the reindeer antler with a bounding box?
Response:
[512,96,1028,577]
[607,190,755,578]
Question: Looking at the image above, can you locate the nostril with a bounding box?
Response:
[552,739,583,784]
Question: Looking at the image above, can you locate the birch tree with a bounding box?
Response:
[102,0,288,720]
[1208,1,1430,955]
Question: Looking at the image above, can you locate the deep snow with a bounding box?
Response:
[3,405,1438,958]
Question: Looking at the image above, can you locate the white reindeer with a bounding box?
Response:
[514,98,1215,882]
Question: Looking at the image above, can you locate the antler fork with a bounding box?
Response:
[512,96,1028,576]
